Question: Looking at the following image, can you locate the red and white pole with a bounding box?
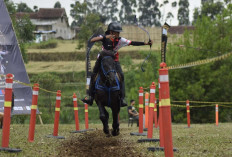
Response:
[130,87,147,136]
[138,83,159,143]
[186,100,190,128]
[47,90,64,139]
[53,90,61,136]
[159,62,174,157]
[73,93,79,131]
[145,92,149,130]
[216,104,219,126]
[147,83,155,138]
[139,87,144,133]
[85,103,89,130]
[1,74,13,148]
[28,83,39,142]
[0,74,21,152]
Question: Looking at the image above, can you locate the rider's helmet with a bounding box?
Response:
[105,22,122,34]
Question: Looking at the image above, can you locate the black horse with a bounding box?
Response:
[94,51,121,136]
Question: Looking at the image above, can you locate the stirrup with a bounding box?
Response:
[81,96,93,106]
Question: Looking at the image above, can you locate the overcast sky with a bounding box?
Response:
[11,0,202,26]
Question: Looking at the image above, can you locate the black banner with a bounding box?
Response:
[0,0,38,115]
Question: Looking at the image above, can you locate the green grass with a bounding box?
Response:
[0,123,231,156]
[25,60,143,73]
[27,40,84,53]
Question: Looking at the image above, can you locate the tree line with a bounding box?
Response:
[4,0,231,50]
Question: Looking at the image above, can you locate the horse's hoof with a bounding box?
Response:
[111,129,120,136]
[103,128,110,135]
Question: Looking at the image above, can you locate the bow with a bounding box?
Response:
[85,27,104,94]
[134,16,152,72]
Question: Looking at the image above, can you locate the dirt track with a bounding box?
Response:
[57,128,145,157]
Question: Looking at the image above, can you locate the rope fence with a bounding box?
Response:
[171,104,232,108]
[167,51,232,70]
[172,100,232,105]
[12,77,77,99]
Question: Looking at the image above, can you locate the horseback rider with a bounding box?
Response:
[82,21,152,107]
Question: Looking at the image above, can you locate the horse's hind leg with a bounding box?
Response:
[98,105,109,134]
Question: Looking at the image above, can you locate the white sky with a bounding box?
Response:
[11,0,202,26]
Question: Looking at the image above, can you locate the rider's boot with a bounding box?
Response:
[120,81,127,107]
[120,98,128,107]
[81,73,97,106]
[82,96,94,106]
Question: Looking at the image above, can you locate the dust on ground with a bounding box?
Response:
[57,128,145,157]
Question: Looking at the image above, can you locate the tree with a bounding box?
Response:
[166,12,174,24]
[54,1,61,8]
[16,2,33,12]
[4,0,16,14]
[201,1,224,20]
[160,0,177,25]
[103,0,119,22]
[14,15,35,63]
[70,20,77,28]
[172,1,177,7]
[90,0,107,23]
[193,0,224,24]
[70,1,103,49]
[224,0,231,4]
[33,5,38,12]
[77,13,102,49]
[178,0,190,25]
[15,15,35,43]
[119,0,137,24]
[70,1,89,27]
[138,0,161,26]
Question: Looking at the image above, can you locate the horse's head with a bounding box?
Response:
[99,52,117,87]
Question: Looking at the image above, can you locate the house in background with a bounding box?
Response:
[16,8,76,42]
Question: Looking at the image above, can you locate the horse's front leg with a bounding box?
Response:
[97,105,109,135]
[111,104,120,136]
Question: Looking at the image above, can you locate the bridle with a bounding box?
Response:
[101,56,116,79]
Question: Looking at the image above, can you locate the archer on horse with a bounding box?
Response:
[81,21,153,106]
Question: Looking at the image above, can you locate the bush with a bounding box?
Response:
[29,40,58,49]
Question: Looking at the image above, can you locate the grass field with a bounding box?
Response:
[25,59,143,73]
[0,123,231,157]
